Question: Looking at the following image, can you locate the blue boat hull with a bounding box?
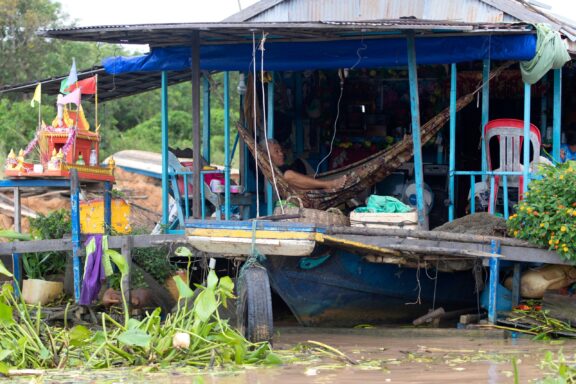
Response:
[264,250,479,326]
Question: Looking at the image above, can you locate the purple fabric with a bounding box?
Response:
[79,234,105,305]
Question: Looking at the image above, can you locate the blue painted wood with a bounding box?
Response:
[541,74,548,140]
[449,63,457,222]
[0,180,69,188]
[70,170,82,303]
[481,59,490,180]
[553,68,562,162]
[488,239,501,324]
[161,71,170,228]
[203,75,211,164]
[503,176,509,219]
[266,73,275,216]
[406,35,426,229]
[12,252,21,297]
[224,71,231,220]
[523,83,531,194]
[104,181,112,234]
[470,175,476,214]
[264,250,478,326]
[454,171,524,176]
[185,219,318,232]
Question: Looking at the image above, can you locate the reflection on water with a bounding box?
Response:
[14,327,572,383]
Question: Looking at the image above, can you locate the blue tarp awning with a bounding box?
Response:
[103,34,537,74]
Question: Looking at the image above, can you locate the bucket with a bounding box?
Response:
[21,279,63,305]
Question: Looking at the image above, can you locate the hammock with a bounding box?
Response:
[239,63,512,210]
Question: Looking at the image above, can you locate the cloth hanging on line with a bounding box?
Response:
[79,234,109,305]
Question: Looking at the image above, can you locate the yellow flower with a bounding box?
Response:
[560,175,564,180]
[556,239,560,244]
[514,230,519,237]
[561,226,567,232]
[549,239,554,245]
[526,207,533,214]
[564,247,569,253]
[540,223,546,228]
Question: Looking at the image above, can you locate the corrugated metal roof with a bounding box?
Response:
[224,0,576,41]
[42,20,534,47]
[0,67,193,102]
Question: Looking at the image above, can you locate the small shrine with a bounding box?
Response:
[5,76,114,182]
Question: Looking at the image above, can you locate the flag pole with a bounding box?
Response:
[37,84,41,130]
[95,74,99,132]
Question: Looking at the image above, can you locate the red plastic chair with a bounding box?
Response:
[484,118,541,213]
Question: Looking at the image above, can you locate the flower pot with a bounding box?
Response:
[21,279,63,305]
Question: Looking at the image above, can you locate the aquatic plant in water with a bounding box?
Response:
[0,257,280,375]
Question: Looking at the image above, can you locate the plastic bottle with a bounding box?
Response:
[89,149,98,166]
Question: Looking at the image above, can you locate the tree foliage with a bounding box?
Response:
[0,0,241,167]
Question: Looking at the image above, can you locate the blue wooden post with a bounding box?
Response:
[502,176,509,219]
[448,63,457,222]
[523,83,531,194]
[203,75,211,164]
[104,181,111,234]
[12,187,21,297]
[295,72,304,156]
[266,73,275,216]
[470,176,476,214]
[488,239,501,324]
[481,59,490,181]
[70,169,81,303]
[224,71,231,220]
[161,71,170,228]
[406,34,427,229]
[553,68,562,162]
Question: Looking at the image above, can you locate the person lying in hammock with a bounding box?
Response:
[265,139,347,191]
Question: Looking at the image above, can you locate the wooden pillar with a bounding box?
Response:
[406,34,427,230]
[70,169,81,303]
[191,31,202,219]
[552,68,562,162]
[448,63,457,222]
[161,71,170,227]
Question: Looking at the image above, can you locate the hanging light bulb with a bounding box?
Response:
[237,73,247,95]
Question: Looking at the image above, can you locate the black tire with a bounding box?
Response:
[236,263,273,343]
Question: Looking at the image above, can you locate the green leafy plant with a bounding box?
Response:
[23,210,71,279]
[0,259,279,372]
[507,162,576,261]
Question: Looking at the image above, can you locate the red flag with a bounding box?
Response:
[66,76,96,95]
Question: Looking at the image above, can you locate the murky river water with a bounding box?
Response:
[14,327,573,383]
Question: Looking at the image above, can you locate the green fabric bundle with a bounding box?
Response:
[354,195,412,213]
[521,23,570,85]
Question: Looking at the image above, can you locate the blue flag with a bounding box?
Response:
[66,58,78,88]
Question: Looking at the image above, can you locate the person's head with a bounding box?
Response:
[260,138,285,166]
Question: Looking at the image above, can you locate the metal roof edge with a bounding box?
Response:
[222,0,286,22]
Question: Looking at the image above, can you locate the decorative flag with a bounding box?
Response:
[65,76,97,94]
[58,88,81,106]
[30,83,41,107]
[67,58,78,87]
[59,78,70,94]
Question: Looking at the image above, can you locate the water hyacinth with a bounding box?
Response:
[0,257,280,375]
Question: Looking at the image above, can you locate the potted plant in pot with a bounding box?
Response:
[21,209,70,305]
